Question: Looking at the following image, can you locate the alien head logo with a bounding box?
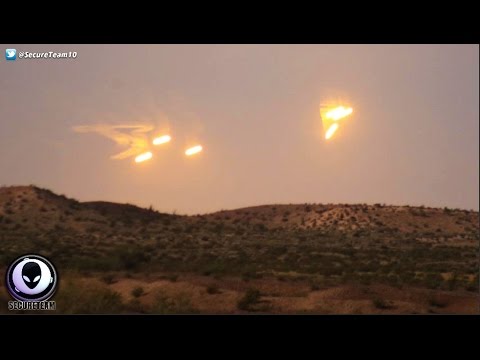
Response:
[6,255,58,302]
[22,261,42,289]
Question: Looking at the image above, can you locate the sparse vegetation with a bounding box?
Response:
[55,278,123,314]
[0,186,478,314]
[151,291,198,314]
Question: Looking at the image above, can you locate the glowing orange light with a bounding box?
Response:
[135,152,153,163]
[325,123,339,140]
[324,106,353,121]
[152,135,171,145]
[185,145,203,156]
[320,104,354,140]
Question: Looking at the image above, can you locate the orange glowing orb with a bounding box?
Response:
[320,104,353,140]
[325,123,339,140]
[324,106,353,121]
[185,145,203,156]
[135,152,153,163]
[152,135,171,145]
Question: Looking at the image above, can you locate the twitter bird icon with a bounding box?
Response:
[6,49,16,61]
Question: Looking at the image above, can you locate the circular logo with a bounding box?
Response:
[5,255,58,302]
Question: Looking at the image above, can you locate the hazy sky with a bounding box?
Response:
[0,45,478,213]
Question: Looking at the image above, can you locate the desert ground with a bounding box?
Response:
[0,186,478,314]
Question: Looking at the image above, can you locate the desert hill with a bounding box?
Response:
[0,185,478,314]
[1,185,477,235]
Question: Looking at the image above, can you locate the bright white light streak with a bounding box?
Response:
[153,135,171,145]
[185,145,203,156]
[325,106,353,121]
[135,152,153,163]
[325,123,339,140]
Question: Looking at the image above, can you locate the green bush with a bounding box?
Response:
[424,273,443,289]
[253,223,267,232]
[242,271,262,281]
[447,273,458,291]
[55,279,123,314]
[131,286,145,298]
[126,298,146,313]
[115,246,150,270]
[428,295,447,308]
[467,274,479,292]
[202,262,227,276]
[206,285,220,295]
[310,282,321,291]
[101,274,116,284]
[237,288,261,311]
[372,298,392,310]
[167,274,178,282]
[151,291,198,314]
